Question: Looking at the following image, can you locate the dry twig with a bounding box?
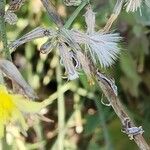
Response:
[96,71,150,150]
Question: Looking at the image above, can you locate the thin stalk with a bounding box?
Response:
[56,53,65,150]
[74,93,83,134]
[0,0,11,60]
[64,0,89,29]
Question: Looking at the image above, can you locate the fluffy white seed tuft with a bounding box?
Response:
[70,30,121,68]
[125,0,142,12]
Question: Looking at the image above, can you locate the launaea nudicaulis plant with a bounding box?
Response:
[0,59,38,99]
[9,6,121,79]
[9,5,122,79]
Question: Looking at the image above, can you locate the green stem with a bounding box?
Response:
[0,0,11,60]
[56,53,65,150]
[64,0,89,29]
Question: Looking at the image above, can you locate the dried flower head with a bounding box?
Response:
[58,43,79,80]
[70,30,121,68]
[67,6,122,68]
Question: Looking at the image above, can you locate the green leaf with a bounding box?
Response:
[120,53,141,96]
[84,113,100,135]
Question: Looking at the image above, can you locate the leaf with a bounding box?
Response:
[120,53,141,96]
[84,113,100,135]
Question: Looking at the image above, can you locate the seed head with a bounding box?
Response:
[70,30,121,68]
[125,0,142,12]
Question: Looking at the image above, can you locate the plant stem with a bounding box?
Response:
[0,0,11,60]
[56,53,65,150]
[64,0,89,29]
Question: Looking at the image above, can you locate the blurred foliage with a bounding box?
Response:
[4,0,150,150]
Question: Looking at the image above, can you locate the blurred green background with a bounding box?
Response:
[6,0,150,149]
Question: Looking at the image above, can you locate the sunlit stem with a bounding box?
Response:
[74,93,83,134]
[56,52,65,150]
[64,0,89,29]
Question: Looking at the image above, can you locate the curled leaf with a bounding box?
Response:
[58,43,79,80]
